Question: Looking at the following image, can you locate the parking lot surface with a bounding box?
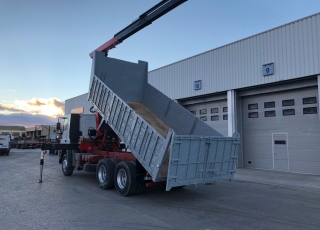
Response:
[1,149,320,230]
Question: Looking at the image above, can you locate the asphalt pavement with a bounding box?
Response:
[1,149,320,230]
[234,168,320,192]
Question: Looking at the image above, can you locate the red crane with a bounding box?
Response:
[89,0,187,58]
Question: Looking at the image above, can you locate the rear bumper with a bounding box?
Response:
[0,148,9,153]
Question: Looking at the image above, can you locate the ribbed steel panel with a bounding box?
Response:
[242,87,320,175]
[148,13,320,100]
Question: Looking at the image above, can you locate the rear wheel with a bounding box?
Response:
[114,161,137,196]
[62,154,73,176]
[96,159,116,190]
[110,158,121,165]
[5,150,9,156]
[135,183,147,195]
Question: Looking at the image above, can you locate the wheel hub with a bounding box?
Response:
[98,165,106,183]
[117,168,127,189]
[62,158,68,172]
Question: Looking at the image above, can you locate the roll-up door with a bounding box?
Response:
[185,100,228,136]
[242,87,320,175]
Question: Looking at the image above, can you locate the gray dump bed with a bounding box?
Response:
[88,51,240,190]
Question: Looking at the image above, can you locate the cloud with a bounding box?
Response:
[27,99,46,106]
[0,103,26,113]
[0,113,57,127]
[9,89,16,92]
[0,97,65,126]
[51,99,64,109]
[13,97,65,117]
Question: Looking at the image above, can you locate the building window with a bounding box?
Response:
[265,110,276,117]
[283,109,295,116]
[199,109,207,115]
[223,115,228,120]
[282,99,295,107]
[303,107,317,114]
[223,107,228,112]
[248,103,258,110]
[211,108,219,113]
[264,101,275,108]
[12,132,20,137]
[200,116,207,121]
[275,140,286,144]
[190,110,196,115]
[303,97,317,105]
[248,112,258,118]
[211,115,219,121]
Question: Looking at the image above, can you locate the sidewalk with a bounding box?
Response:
[234,168,320,192]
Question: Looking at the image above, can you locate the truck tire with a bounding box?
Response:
[135,183,146,195]
[114,161,137,196]
[96,159,116,190]
[5,150,9,156]
[62,154,73,176]
[110,158,121,165]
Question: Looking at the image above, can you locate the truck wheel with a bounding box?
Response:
[128,161,146,195]
[62,154,73,176]
[135,183,146,195]
[110,158,121,165]
[96,159,116,190]
[5,150,9,156]
[114,161,137,196]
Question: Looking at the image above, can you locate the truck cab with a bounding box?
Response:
[0,135,10,155]
[58,114,96,144]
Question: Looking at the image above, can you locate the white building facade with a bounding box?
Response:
[66,13,320,175]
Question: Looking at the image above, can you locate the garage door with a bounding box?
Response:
[242,87,320,175]
[185,100,228,136]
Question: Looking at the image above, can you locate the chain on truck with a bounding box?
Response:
[40,0,240,196]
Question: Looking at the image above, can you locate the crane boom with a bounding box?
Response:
[89,0,187,58]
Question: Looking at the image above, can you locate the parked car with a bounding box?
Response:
[0,135,10,155]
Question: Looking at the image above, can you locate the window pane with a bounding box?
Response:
[248,112,258,118]
[248,103,258,110]
[282,99,294,106]
[303,107,317,114]
[199,109,207,115]
[223,107,228,112]
[223,115,228,120]
[264,101,275,108]
[265,110,276,117]
[283,109,295,116]
[211,108,219,113]
[200,116,207,121]
[189,110,196,115]
[275,140,286,144]
[303,97,317,105]
[211,115,219,121]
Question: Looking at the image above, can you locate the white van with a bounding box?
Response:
[0,135,10,155]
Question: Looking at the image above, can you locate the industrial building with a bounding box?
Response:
[65,12,320,175]
[25,125,57,140]
[0,126,26,139]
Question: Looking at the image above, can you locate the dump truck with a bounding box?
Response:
[41,0,240,196]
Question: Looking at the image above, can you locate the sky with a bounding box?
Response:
[1,0,320,128]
